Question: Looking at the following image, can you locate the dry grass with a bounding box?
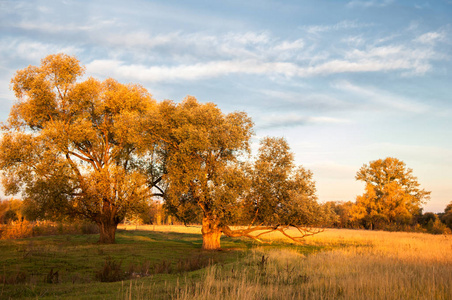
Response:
[121,225,452,300]
[0,220,99,239]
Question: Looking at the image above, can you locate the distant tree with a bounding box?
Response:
[325,201,356,228]
[441,202,452,230]
[0,54,158,243]
[3,209,18,224]
[0,199,24,224]
[418,212,437,227]
[353,157,430,230]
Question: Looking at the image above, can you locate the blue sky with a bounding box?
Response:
[1,0,451,212]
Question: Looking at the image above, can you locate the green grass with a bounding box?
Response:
[0,229,255,299]
[0,228,368,299]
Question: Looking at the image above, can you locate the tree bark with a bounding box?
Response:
[98,220,117,244]
[201,216,222,250]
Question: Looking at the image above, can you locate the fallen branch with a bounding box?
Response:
[221,224,324,244]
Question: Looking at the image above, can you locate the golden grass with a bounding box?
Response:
[121,225,452,299]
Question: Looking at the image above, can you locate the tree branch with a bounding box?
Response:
[221,224,324,244]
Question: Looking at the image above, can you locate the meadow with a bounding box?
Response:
[1,225,451,299]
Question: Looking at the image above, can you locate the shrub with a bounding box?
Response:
[428,219,451,235]
[0,220,99,239]
[1,220,33,239]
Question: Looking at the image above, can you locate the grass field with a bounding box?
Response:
[1,225,451,299]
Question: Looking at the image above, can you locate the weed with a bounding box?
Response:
[0,270,28,284]
[257,254,268,275]
[95,256,125,282]
[45,268,59,284]
[126,260,152,278]
[176,255,211,273]
[154,259,172,274]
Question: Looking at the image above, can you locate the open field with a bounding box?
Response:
[1,225,451,299]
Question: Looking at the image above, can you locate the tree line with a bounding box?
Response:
[0,54,449,249]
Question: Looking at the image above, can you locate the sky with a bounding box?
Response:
[0,0,451,212]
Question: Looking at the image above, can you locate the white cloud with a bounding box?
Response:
[273,39,305,51]
[86,59,300,82]
[414,31,446,44]
[4,13,446,84]
[80,26,445,81]
[0,39,81,63]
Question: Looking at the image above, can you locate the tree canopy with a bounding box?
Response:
[0,54,157,243]
[352,157,430,229]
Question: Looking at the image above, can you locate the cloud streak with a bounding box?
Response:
[347,0,394,8]
[255,114,351,129]
[332,80,430,113]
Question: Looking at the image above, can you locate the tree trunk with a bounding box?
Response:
[98,220,117,244]
[201,216,222,250]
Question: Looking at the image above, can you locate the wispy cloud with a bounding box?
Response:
[332,80,430,113]
[0,39,81,63]
[86,59,301,82]
[414,31,446,44]
[256,114,351,129]
[2,2,449,86]
[347,0,394,8]
[302,20,372,35]
[85,33,442,83]
[258,89,351,112]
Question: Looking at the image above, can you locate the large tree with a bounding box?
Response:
[159,102,323,250]
[353,157,430,229]
[0,54,157,243]
[157,97,253,250]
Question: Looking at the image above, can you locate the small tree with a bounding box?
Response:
[232,137,323,243]
[0,54,157,243]
[354,157,430,230]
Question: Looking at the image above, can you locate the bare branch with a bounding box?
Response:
[221,224,324,244]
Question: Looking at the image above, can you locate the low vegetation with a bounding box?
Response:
[0,225,451,299]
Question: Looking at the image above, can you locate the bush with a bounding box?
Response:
[427,219,451,235]
[1,220,33,239]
